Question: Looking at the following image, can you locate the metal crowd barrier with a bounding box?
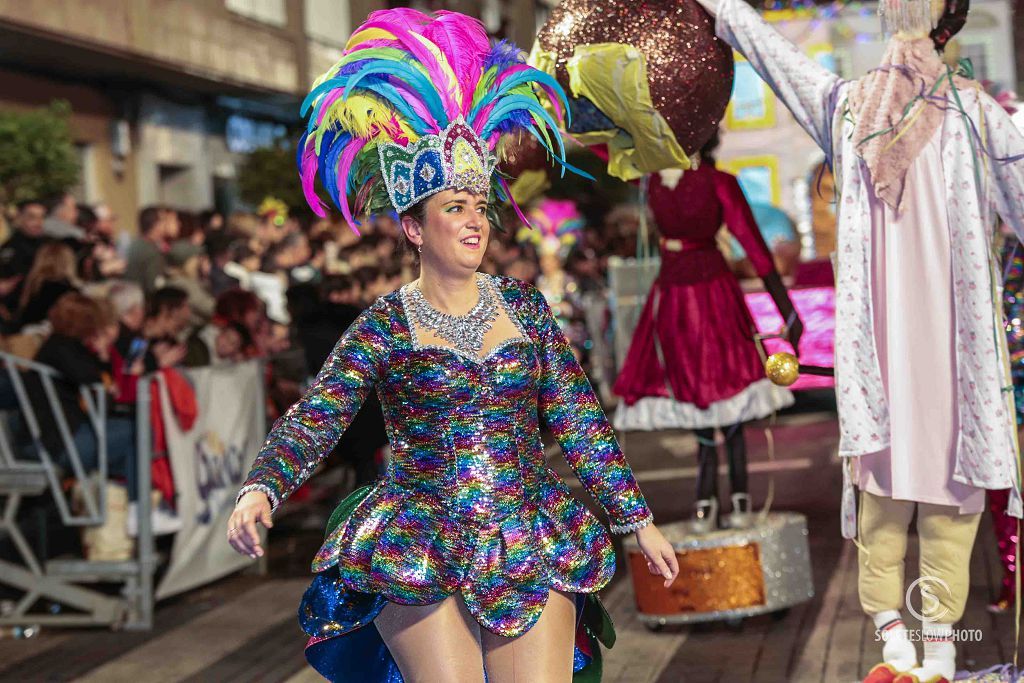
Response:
[607,256,661,372]
[0,351,158,630]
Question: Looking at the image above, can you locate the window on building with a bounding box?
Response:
[305,0,350,46]
[225,114,287,154]
[71,143,99,204]
[960,40,991,82]
[226,0,287,27]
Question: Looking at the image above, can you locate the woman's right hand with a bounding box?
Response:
[227,490,273,559]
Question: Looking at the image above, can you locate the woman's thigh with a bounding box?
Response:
[481,590,577,683]
[374,595,485,683]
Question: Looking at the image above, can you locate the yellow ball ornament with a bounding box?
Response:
[765,352,800,387]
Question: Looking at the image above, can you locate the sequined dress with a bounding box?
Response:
[237,274,652,682]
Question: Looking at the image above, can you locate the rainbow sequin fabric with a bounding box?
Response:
[1003,235,1024,424]
[240,274,652,639]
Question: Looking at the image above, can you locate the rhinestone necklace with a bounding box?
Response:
[407,276,498,355]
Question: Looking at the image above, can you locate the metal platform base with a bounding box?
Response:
[624,512,814,626]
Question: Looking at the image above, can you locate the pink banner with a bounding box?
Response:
[745,286,835,390]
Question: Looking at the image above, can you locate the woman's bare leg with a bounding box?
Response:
[375,595,485,683]
[481,590,577,683]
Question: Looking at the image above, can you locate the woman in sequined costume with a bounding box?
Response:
[227,10,678,683]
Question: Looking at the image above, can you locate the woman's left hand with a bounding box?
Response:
[635,524,679,587]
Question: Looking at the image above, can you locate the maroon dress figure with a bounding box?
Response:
[613,154,800,530]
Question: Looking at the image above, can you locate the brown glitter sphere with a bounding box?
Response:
[498,133,549,178]
[536,0,734,157]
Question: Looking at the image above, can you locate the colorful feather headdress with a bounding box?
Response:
[517,198,585,259]
[298,9,586,233]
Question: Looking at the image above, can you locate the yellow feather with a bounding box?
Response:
[345,28,396,51]
[314,93,422,146]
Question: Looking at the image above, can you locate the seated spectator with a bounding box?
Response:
[186,288,263,367]
[18,242,80,329]
[0,199,47,325]
[108,281,192,407]
[42,192,85,241]
[176,210,205,247]
[77,205,127,282]
[141,287,190,369]
[206,233,241,295]
[221,242,259,290]
[125,206,172,294]
[200,209,224,234]
[27,293,183,535]
[109,280,145,343]
[164,241,215,327]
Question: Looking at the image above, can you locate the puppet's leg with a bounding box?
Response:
[859,491,918,680]
[897,504,981,683]
[724,422,753,528]
[692,428,719,534]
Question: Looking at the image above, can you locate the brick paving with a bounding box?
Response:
[1,396,1017,682]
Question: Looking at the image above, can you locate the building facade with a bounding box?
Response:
[716,0,1019,258]
[0,0,546,231]
[0,0,381,230]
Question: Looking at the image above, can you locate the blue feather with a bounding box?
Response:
[322,132,352,206]
[354,80,431,136]
[469,69,566,125]
[342,61,449,128]
[482,95,563,154]
[296,131,310,170]
[483,40,524,72]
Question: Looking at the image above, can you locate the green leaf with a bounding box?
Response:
[0,100,79,207]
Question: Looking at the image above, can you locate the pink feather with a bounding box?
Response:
[364,7,430,31]
[390,79,440,133]
[473,102,498,135]
[499,177,532,228]
[538,84,564,123]
[423,11,490,115]
[335,137,369,234]
[355,19,459,120]
[300,141,326,218]
[315,90,344,126]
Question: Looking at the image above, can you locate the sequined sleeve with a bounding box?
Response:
[528,285,653,534]
[236,300,392,513]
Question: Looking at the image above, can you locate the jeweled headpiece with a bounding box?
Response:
[298,9,586,232]
[378,118,496,213]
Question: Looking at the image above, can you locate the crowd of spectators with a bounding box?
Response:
[0,189,659,543]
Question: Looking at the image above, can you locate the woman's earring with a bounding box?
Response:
[417,244,422,253]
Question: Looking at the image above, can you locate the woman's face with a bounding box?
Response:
[403,189,490,275]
